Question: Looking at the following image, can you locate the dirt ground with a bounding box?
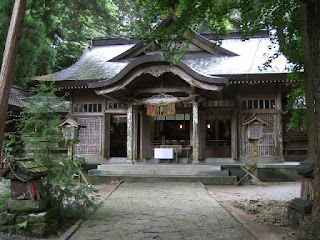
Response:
[206,182,301,240]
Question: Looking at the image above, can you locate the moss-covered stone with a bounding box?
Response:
[5,197,55,214]
[297,157,314,178]
[0,213,60,237]
[15,207,59,224]
[0,212,15,225]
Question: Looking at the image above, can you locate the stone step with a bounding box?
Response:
[96,164,221,171]
[86,175,238,185]
[87,164,237,185]
[88,169,230,177]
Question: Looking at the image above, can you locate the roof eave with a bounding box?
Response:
[88,55,229,89]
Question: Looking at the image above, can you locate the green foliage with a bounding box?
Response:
[285,72,306,132]
[0,179,10,213]
[17,221,28,229]
[131,0,302,64]
[3,113,22,159]
[17,81,97,218]
[0,0,118,87]
[17,82,65,169]
[49,155,98,219]
[130,0,239,62]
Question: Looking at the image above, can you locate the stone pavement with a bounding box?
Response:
[69,182,259,240]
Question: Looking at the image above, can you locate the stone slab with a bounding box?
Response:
[86,175,237,185]
[5,198,54,213]
[15,207,59,223]
[288,198,313,213]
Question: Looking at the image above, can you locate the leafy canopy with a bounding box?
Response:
[0,0,118,87]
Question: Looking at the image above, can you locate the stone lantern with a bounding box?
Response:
[57,117,85,156]
[242,113,269,141]
[242,113,270,179]
[0,158,59,237]
[1,158,47,200]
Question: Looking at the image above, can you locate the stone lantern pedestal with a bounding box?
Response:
[0,158,60,237]
[287,158,314,225]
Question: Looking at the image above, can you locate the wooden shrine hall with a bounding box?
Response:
[36,14,307,165]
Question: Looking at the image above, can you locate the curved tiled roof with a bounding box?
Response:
[88,54,228,89]
[36,45,133,82]
[8,85,31,109]
[183,38,288,75]
[36,33,289,87]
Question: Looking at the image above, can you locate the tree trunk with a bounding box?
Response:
[0,0,27,158]
[300,1,320,218]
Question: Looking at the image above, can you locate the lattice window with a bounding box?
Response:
[74,117,102,155]
[201,99,236,108]
[242,99,276,110]
[107,101,127,109]
[243,114,276,157]
[73,103,102,113]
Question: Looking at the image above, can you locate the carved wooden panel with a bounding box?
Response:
[74,117,102,154]
[243,114,276,157]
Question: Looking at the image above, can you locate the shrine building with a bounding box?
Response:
[35,14,307,165]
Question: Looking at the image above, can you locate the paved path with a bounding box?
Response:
[70,182,258,240]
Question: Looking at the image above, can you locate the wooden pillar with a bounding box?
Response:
[133,110,139,160]
[103,113,111,159]
[126,104,133,164]
[231,110,238,160]
[199,110,206,160]
[252,139,259,177]
[276,87,284,161]
[192,101,200,164]
[140,111,151,160]
[150,117,154,146]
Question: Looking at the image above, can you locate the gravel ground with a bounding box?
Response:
[206,182,301,240]
[206,182,301,202]
[0,232,41,240]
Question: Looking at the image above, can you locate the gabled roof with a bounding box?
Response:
[8,85,31,110]
[35,15,289,88]
[57,117,86,128]
[1,158,47,180]
[242,113,270,126]
[110,13,238,62]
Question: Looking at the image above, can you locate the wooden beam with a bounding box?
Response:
[95,65,223,96]
[134,87,192,96]
[0,0,27,158]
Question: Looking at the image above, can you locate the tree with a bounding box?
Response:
[0,0,118,88]
[17,81,97,217]
[0,0,27,161]
[0,0,118,156]
[300,1,320,220]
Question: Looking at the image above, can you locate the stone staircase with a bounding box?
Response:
[87,164,237,185]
